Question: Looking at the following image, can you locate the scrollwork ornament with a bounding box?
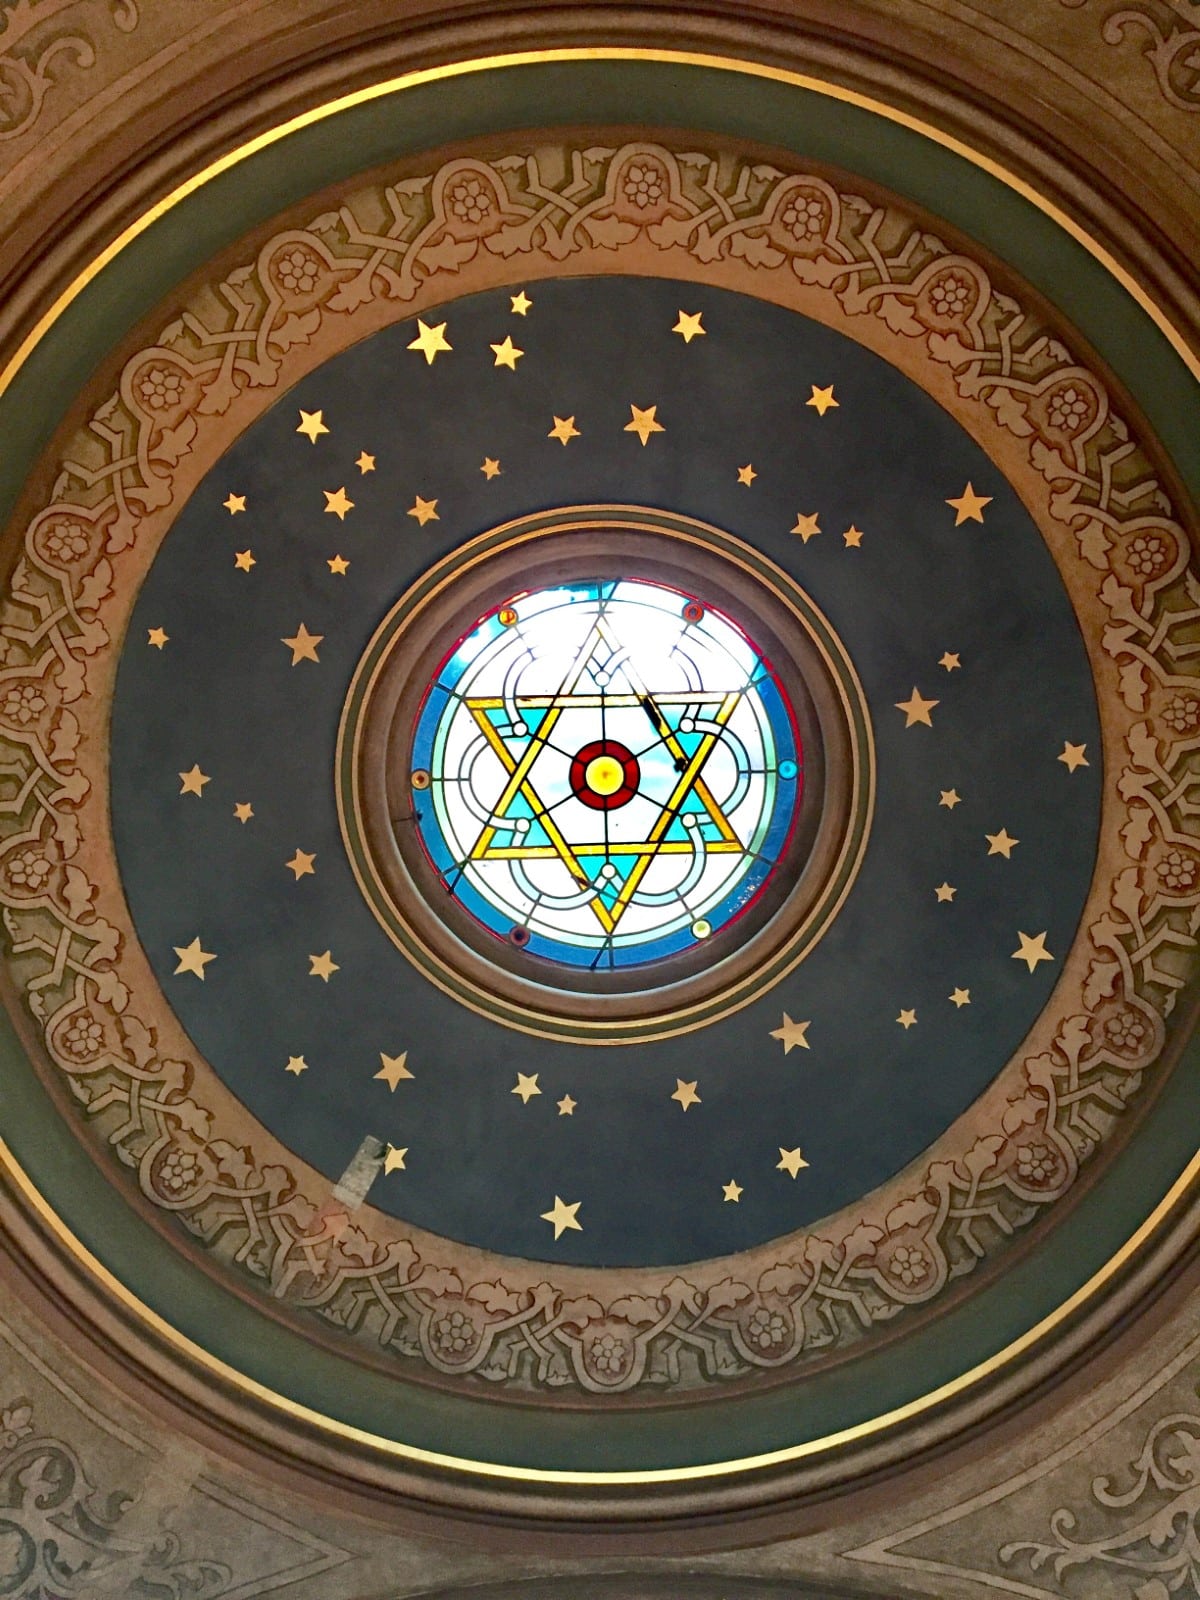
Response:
[1060,0,1200,112]
[0,1,141,142]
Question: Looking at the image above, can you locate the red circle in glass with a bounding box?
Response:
[568,739,641,811]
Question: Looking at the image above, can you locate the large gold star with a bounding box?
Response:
[946,482,992,525]
[897,1008,917,1029]
[541,1195,582,1239]
[776,1147,809,1178]
[179,764,210,796]
[624,403,665,445]
[806,384,839,416]
[308,950,339,982]
[284,1055,308,1076]
[147,626,169,649]
[895,687,939,727]
[234,549,256,572]
[223,493,246,515]
[480,457,502,479]
[407,318,452,364]
[671,1078,701,1111]
[736,463,757,486]
[286,849,315,880]
[791,512,821,543]
[939,788,962,809]
[233,802,254,824]
[935,882,956,903]
[383,1144,408,1174]
[296,409,329,443]
[407,495,439,526]
[986,828,1019,858]
[770,1013,811,1054]
[722,1179,743,1202]
[281,624,322,664]
[949,987,971,1008]
[548,415,580,445]
[173,937,216,979]
[673,309,705,342]
[375,1051,413,1090]
[356,451,376,474]
[1058,741,1089,772]
[510,290,532,316]
[323,487,354,520]
[1012,930,1054,972]
[557,1094,576,1116]
[512,1072,541,1104]
[490,335,524,369]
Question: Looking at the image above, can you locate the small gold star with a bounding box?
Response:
[896,687,939,727]
[1013,930,1054,972]
[490,335,524,369]
[286,849,315,880]
[897,1009,917,1029]
[407,495,439,526]
[234,549,256,572]
[770,1013,811,1054]
[375,1051,413,1090]
[673,310,706,342]
[737,464,757,486]
[408,318,451,364]
[296,409,329,443]
[946,482,992,525]
[722,1179,743,1203]
[223,493,246,515]
[383,1144,408,1174]
[939,789,962,809]
[233,802,254,824]
[512,1072,541,1104]
[540,1195,582,1239]
[1058,742,1089,772]
[624,403,665,445]
[950,987,971,1008]
[935,882,956,903]
[480,457,502,479]
[671,1078,701,1111]
[557,1094,576,1116]
[147,626,169,649]
[986,828,1019,859]
[510,290,532,316]
[791,512,821,543]
[284,1055,308,1076]
[308,950,339,982]
[323,487,354,520]
[806,384,839,416]
[356,451,375,473]
[281,624,322,664]
[843,525,864,548]
[173,937,216,979]
[548,415,581,445]
[777,1147,809,1178]
[939,652,961,672]
[327,555,349,575]
[179,764,210,796]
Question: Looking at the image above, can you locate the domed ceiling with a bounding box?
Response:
[0,48,1197,1535]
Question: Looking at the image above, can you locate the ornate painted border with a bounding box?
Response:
[0,135,1195,1400]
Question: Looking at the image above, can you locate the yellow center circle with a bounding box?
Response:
[585,754,625,796]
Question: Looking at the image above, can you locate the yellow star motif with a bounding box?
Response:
[173,937,216,979]
[234,549,255,572]
[939,789,962,809]
[296,409,329,443]
[407,496,439,526]
[722,1179,743,1203]
[791,512,821,543]
[897,1009,917,1029]
[281,624,322,664]
[777,1147,809,1178]
[147,626,169,649]
[548,415,581,445]
[770,1013,811,1054]
[233,802,254,824]
[946,482,993,525]
[383,1144,408,1174]
[356,451,376,474]
[1013,930,1054,972]
[510,290,532,316]
[624,403,665,445]
[986,828,1019,858]
[323,487,354,520]
[286,849,315,880]
[308,950,339,982]
[327,555,349,575]
[950,987,971,1008]
[557,1094,576,1116]
[541,1195,582,1239]
[671,1078,701,1111]
[480,457,502,479]
[375,1051,413,1090]
[512,1072,541,1104]
[806,384,839,416]
[407,318,451,364]
[179,764,209,796]
[843,525,864,548]
[939,652,961,672]
[673,310,705,342]
[284,1055,308,1076]
[736,464,757,486]
[223,493,246,514]
[935,882,956,903]
[1058,741,1089,772]
[490,335,524,369]
[895,687,939,727]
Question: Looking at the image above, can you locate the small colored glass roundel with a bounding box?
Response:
[409,578,802,969]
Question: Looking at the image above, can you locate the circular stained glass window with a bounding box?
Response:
[409,578,802,968]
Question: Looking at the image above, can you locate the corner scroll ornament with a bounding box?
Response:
[0,1,141,142]
[0,139,1194,1396]
[1059,0,1200,112]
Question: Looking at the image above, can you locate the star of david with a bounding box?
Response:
[463,614,745,935]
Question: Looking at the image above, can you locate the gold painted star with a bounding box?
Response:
[843,525,864,548]
[286,849,315,880]
[383,1144,408,1174]
[490,335,524,369]
[673,310,705,343]
[896,687,939,727]
[356,451,376,474]
[512,1072,541,1104]
[147,626,169,649]
[179,764,210,796]
[624,403,665,445]
[946,482,992,525]
[408,318,451,364]
[223,493,246,515]
[897,1009,917,1029]
[986,828,1019,859]
[323,487,354,520]
[806,384,839,416]
[510,290,532,316]
[548,414,581,445]
[939,788,962,809]
[722,1179,743,1202]
[296,409,329,443]
[777,1147,809,1178]
[480,457,502,479]
[308,950,339,982]
[1013,930,1054,972]
[541,1195,582,1239]
[736,464,757,486]
[939,652,961,672]
[173,937,216,979]
[233,802,254,824]
[557,1094,576,1116]
[284,1055,308,1076]
[281,624,322,664]
[770,1013,811,1054]
[950,987,971,1008]
[327,555,349,575]
[407,495,439,526]
[234,549,256,572]
[935,882,956,903]
[791,512,821,543]
[671,1078,701,1111]
[1058,742,1089,772]
[375,1051,413,1090]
